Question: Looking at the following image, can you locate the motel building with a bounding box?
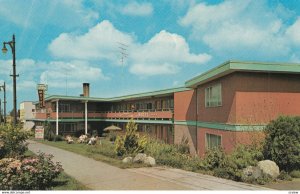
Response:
[30,60,300,156]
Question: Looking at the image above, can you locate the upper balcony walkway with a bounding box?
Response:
[34,109,173,120]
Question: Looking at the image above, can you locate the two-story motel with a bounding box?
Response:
[31,60,300,156]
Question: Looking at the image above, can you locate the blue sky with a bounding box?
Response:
[1,0,300,112]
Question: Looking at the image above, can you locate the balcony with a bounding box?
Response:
[34,109,173,120]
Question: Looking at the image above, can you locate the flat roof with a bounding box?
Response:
[45,87,191,102]
[185,60,300,88]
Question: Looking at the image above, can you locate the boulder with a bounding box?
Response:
[133,153,147,163]
[78,135,88,143]
[242,166,262,179]
[122,157,133,164]
[144,156,156,166]
[65,135,74,144]
[257,160,280,179]
[88,136,97,145]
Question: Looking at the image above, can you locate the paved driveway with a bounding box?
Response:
[28,140,269,190]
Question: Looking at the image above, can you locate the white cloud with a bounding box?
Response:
[286,18,300,45]
[129,30,211,76]
[1,58,108,91]
[0,0,99,29]
[179,0,292,57]
[130,63,179,76]
[0,59,38,92]
[49,21,211,77]
[120,1,153,16]
[39,60,109,88]
[18,80,36,91]
[48,20,134,62]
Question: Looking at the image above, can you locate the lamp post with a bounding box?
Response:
[2,34,17,126]
[0,82,6,124]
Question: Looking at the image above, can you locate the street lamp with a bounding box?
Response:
[2,34,18,126]
[0,82,7,124]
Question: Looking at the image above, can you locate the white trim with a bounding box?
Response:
[56,100,59,135]
[85,101,88,134]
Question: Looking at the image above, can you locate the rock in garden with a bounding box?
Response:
[65,135,74,144]
[122,157,133,164]
[242,166,262,179]
[133,153,147,163]
[144,156,156,166]
[257,160,280,179]
[88,136,97,145]
[78,135,88,143]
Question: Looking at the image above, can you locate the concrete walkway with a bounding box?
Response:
[28,140,269,190]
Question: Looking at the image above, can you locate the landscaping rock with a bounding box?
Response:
[78,135,88,143]
[242,166,262,179]
[122,157,133,164]
[133,153,147,163]
[65,135,74,144]
[257,160,280,179]
[88,136,97,145]
[144,156,156,166]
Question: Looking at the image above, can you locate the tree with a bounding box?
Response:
[263,116,300,171]
[115,119,147,156]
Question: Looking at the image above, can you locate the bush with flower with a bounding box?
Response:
[0,152,63,190]
[0,125,63,190]
[0,125,29,158]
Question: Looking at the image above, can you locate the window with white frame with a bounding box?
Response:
[205,83,222,107]
[205,133,221,149]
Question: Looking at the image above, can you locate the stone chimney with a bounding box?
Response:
[83,83,90,97]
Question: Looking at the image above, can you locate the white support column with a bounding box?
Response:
[85,101,88,135]
[56,100,59,135]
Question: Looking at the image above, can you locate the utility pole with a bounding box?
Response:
[0,98,2,124]
[0,82,6,124]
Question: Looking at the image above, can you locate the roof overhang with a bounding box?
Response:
[185,60,300,88]
[44,87,191,103]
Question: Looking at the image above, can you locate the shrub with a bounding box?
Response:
[290,170,300,178]
[0,125,30,158]
[202,147,226,170]
[145,138,205,171]
[92,130,98,137]
[86,140,117,158]
[115,119,147,156]
[263,116,300,171]
[228,144,263,169]
[108,132,117,142]
[176,136,190,154]
[278,171,292,181]
[0,153,63,190]
[54,135,63,142]
[44,124,55,141]
[255,173,273,185]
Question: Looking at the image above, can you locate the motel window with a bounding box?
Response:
[59,104,71,112]
[205,83,222,107]
[205,133,221,150]
[147,103,152,110]
[170,99,174,109]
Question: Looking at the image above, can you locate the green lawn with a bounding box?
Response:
[24,150,89,190]
[51,172,89,190]
[35,139,148,169]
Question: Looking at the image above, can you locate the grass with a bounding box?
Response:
[24,150,89,190]
[35,139,148,169]
[51,172,89,190]
[265,178,300,190]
